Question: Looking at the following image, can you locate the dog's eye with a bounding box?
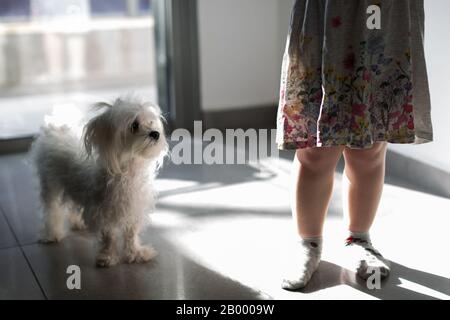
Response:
[131,120,140,134]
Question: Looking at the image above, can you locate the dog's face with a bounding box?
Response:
[84,98,168,174]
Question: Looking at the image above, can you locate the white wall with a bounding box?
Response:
[197,0,293,111]
[389,0,450,173]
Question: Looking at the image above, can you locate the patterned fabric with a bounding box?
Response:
[277,0,433,150]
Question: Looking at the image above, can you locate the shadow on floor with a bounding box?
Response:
[159,161,276,186]
[1,151,448,300]
[156,201,343,220]
[300,260,450,300]
[21,231,264,300]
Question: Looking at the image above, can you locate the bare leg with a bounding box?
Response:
[123,224,156,264]
[282,145,344,290]
[342,142,387,232]
[96,228,119,267]
[342,142,390,279]
[292,146,345,237]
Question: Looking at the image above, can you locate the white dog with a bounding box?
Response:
[31,97,168,267]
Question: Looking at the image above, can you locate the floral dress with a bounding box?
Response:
[276,0,433,150]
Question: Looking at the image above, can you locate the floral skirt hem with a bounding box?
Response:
[277,133,432,151]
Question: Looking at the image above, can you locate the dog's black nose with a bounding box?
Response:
[148,131,160,140]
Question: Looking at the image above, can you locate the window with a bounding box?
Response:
[90,0,126,16]
[0,0,157,138]
[0,0,30,22]
[139,0,152,14]
[0,1,152,22]
[89,0,152,17]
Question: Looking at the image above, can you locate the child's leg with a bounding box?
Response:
[282,146,344,290]
[342,142,390,279]
[343,142,387,232]
[292,146,345,237]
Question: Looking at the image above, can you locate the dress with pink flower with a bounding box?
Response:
[276,0,433,150]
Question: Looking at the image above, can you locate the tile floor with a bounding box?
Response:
[0,149,449,300]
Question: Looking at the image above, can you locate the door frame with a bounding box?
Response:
[153,0,202,132]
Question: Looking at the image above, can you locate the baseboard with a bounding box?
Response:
[334,149,450,199]
[0,136,34,155]
[384,150,450,198]
[202,105,277,130]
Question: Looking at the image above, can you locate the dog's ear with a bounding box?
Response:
[84,112,122,175]
[84,101,114,157]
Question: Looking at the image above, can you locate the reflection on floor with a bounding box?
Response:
[0,149,449,300]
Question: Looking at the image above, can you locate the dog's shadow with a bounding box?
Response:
[298,260,450,300]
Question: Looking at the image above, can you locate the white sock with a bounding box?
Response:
[346,231,390,280]
[282,236,322,290]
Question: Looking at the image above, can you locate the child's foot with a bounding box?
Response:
[281,236,322,290]
[345,232,390,280]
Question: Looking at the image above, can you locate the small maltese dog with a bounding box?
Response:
[31,97,168,267]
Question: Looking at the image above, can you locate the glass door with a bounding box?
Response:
[0,0,157,139]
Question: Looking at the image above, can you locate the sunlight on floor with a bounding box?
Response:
[1,149,448,299]
[151,156,450,300]
[398,278,449,300]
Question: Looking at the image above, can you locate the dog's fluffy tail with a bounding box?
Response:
[31,121,85,173]
[32,103,86,158]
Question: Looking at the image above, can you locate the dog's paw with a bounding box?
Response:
[96,253,119,268]
[124,246,157,264]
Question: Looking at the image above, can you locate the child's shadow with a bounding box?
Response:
[301,260,450,300]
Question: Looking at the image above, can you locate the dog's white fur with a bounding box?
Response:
[31,97,168,267]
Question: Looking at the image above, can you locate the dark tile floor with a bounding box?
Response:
[0,151,449,300]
